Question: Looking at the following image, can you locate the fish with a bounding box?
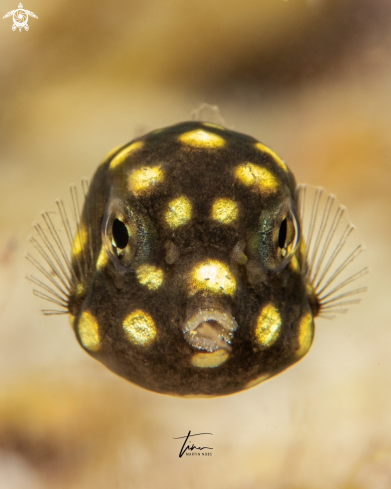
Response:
[27,115,368,397]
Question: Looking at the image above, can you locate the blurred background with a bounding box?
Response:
[1,0,391,487]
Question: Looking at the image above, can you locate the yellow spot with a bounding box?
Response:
[191,350,229,368]
[295,311,314,359]
[245,373,271,390]
[96,247,108,271]
[75,283,85,297]
[71,224,88,257]
[123,310,157,346]
[255,142,288,173]
[179,129,225,148]
[69,314,75,330]
[136,264,164,290]
[235,163,279,193]
[190,260,236,296]
[165,196,192,229]
[255,304,282,347]
[109,141,144,169]
[103,144,125,162]
[298,237,306,267]
[78,311,101,352]
[289,255,300,274]
[202,122,225,130]
[128,165,164,196]
[211,198,239,224]
[148,128,165,135]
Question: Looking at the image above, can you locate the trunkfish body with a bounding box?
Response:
[28,121,367,397]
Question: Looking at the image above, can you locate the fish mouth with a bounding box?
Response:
[183,309,238,352]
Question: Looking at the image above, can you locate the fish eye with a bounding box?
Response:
[250,199,300,271]
[277,208,299,262]
[278,218,287,249]
[112,218,129,249]
[102,198,151,270]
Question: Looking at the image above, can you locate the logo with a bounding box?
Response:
[3,3,38,32]
[173,431,213,458]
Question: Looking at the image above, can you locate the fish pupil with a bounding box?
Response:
[278,218,287,248]
[112,218,129,249]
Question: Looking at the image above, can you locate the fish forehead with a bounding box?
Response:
[108,121,293,207]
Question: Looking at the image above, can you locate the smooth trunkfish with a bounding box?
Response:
[27,118,368,397]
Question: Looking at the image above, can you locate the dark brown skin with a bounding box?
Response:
[69,121,315,397]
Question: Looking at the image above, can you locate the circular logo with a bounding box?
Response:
[12,8,28,29]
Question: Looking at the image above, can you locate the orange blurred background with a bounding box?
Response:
[1,0,391,487]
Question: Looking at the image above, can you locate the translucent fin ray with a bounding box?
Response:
[191,103,227,126]
[26,180,92,314]
[296,185,368,318]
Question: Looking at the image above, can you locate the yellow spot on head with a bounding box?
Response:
[148,128,165,135]
[191,349,229,368]
[235,163,279,193]
[179,129,225,148]
[128,165,164,196]
[96,246,108,271]
[165,196,192,229]
[245,373,271,390]
[256,304,282,347]
[78,311,101,352]
[103,144,125,163]
[255,142,288,173]
[136,264,164,290]
[211,198,239,224]
[190,260,236,296]
[109,141,144,170]
[123,310,157,346]
[71,224,88,258]
[295,311,314,359]
[202,122,226,130]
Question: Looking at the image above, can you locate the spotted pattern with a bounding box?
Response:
[109,141,144,169]
[96,246,108,271]
[136,264,164,290]
[190,260,236,296]
[77,311,101,352]
[165,196,192,229]
[245,373,271,390]
[235,163,279,193]
[255,304,282,347]
[254,142,288,173]
[179,129,225,148]
[295,311,314,359]
[128,165,164,196]
[60,120,323,397]
[289,255,300,274]
[122,310,157,346]
[211,198,239,224]
[202,122,226,130]
[71,224,88,258]
[191,350,229,368]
